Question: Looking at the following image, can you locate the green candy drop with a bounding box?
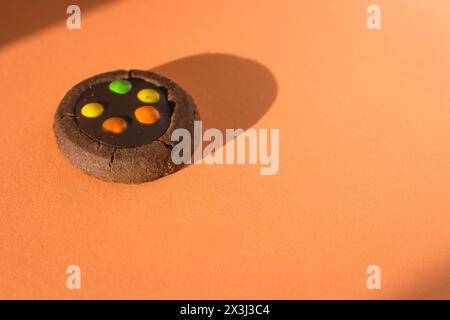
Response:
[109,80,132,94]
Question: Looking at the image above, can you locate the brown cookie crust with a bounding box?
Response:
[53,70,200,184]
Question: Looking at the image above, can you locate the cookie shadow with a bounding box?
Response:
[150,53,277,134]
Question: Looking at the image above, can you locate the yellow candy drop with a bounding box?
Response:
[81,103,104,118]
[137,89,160,103]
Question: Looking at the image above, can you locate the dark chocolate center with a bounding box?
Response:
[74,78,173,148]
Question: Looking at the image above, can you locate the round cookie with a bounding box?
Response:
[53,70,200,184]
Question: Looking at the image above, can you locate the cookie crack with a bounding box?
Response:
[109,147,118,169]
[157,139,173,150]
[54,114,76,122]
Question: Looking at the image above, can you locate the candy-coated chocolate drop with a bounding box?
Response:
[81,102,104,118]
[109,80,132,94]
[137,88,160,103]
[102,117,127,134]
[134,106,160,124]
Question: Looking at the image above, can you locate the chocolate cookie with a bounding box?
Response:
[53,70,199,184]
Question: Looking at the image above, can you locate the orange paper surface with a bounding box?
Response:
[0,0,449,299]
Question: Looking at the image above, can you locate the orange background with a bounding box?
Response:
[0,0,449,299]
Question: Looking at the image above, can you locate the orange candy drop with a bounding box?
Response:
[134,106,160,124]
[102,117,127,134]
